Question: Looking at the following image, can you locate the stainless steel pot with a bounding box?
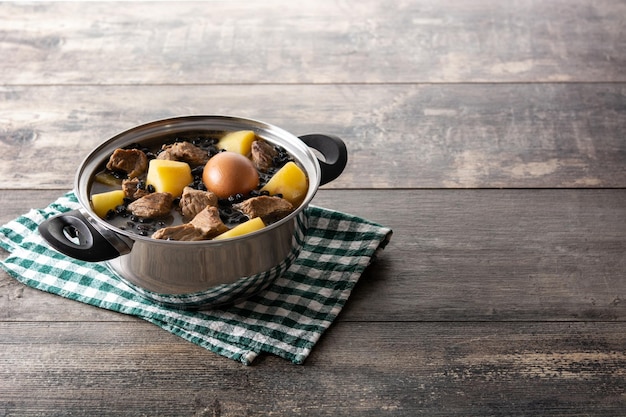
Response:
[38,116,347,309]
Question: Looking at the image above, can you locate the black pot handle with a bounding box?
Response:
[299,134,348,186]
[38,209,129,262]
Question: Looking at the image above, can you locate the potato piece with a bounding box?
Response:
[260,161,308,206]
[145,159,193,198]
[91,189,125,218]
[217,130,256,155]
[213,217,265,240]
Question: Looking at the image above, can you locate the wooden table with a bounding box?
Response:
[1,1,625,415]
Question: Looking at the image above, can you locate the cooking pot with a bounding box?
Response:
[38,115,347,309]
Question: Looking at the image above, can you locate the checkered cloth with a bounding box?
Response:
[0,192,391,365]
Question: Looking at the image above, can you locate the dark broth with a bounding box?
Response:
[89,130,298,237]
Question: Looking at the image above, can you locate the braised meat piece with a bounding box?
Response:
[153,206,228,241]
[157,141,208,166]
[106,148,148,178]
[179,186,218,219]
[152,223,206,241]
[122,177,150,200]
[233,195,293,223]
[251,140,278,172]
[127,192,173,218]
[190,206,229,238]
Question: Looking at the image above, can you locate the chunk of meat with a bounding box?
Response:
[127,192,173,218]
[233,195,293,223]
[106,148,148,178]
[152,223,206,241]
[251,140,278,172]
[157,141,209,166]
[122,177,150,200]
[179,186,218,219]
[190,206,229,238]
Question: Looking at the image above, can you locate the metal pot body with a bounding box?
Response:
[39,115,347,308]
[106,208,308,308]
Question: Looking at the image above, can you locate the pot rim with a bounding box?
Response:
[74,115,322,245]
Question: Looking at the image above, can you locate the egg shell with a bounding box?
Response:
[202,151,260,199]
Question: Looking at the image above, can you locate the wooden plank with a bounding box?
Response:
[1,0,625,84]
[1,83,625,189]
[1,321,625,416]
[317,189,626,322]
[2,189,626,323]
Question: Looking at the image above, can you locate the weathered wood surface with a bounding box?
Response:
[2,0,626,416]
[2,189,626,324]
[1,0,625,84]
[2,321,626,416]
[1,83,626,189]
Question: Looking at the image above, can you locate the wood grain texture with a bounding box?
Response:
[1,321,625,416]
[2,1,626,415]
[1,83,625,189]
[1,0,624,84]
[2,189,626,323]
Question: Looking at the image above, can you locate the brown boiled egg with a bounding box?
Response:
[202,151,259,199]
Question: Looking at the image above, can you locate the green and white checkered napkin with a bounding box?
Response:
[0,192,391,365]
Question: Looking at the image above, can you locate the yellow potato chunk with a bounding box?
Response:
[217,130,256,155]
[213,217,265,240]
[260,161,308,206]
[146,159,193,198]
[91,189,125,219]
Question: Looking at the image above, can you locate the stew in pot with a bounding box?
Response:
[89,130,308,241]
